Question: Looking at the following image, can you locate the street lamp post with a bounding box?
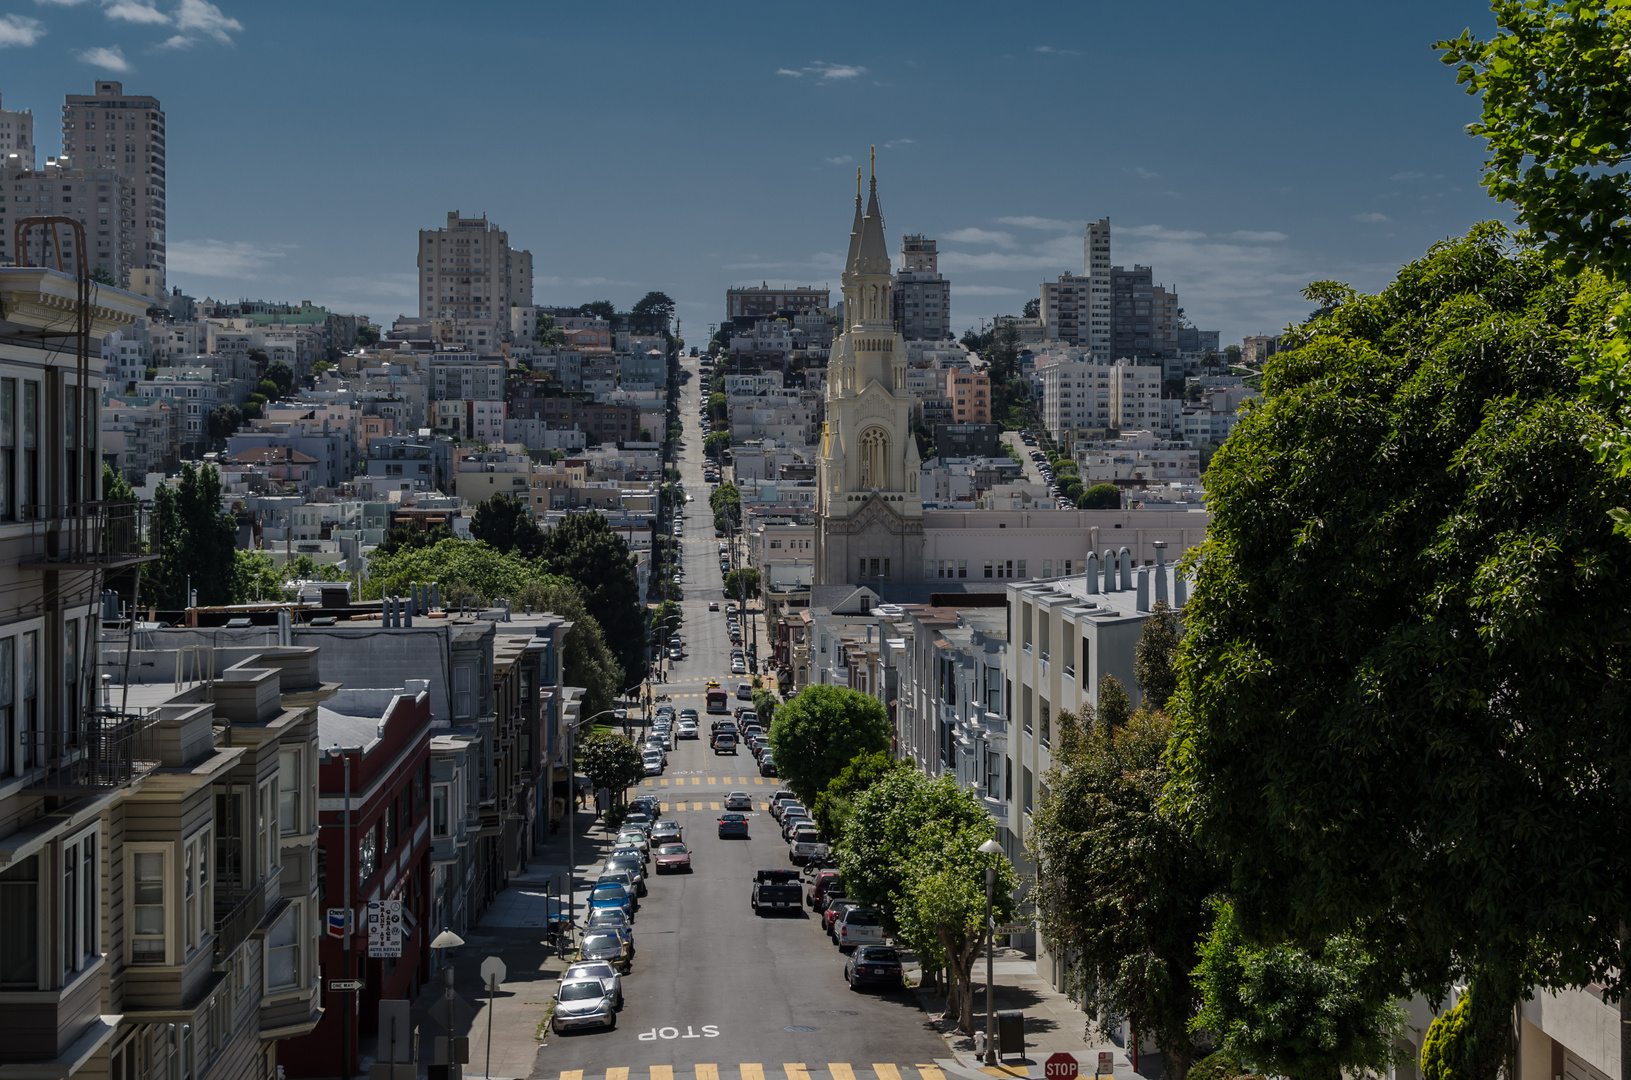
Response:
[978,836,1006,1065]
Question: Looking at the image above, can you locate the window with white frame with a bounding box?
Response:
[278,749,301,835]
[256,778,275,878]
[183,827,210,954]
[128,846,168,964]
[265,902,300,991]
[62,826,98,977]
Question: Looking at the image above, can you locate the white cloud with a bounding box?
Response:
[943,227,1015,247]
[169,239,289,277]
[825,154,854,165]
[1122,224,1207,241]
[77,44,129,69]
[994,215,1082,232]
[1132,166,1161,179]
[778,60,866,80]
[883,138,913,149]
[1229,230,1289,242]
[174,0,240,42]
[956,285,1024,296]
[106,0,168,23]
[156,32,191,47]
[1034,45,1080,56]
[0,13,44,45]
[1352,212,1391,223]
[32,0,90,5]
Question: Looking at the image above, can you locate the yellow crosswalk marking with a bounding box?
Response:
[708,777,719,785]
[917,1068,947,1080]
[608,1070,630,1080]
[740,1067,764,1080]
[693,776,702,786]
[784,1067,809,1080]
[558,1073,583,1080]
[660,803,671,811]
[754,777,766,785]
[711,801,721,810]
[695,1068,718,1080]
[660,778,669,787]
[830,1066,857,1080]
[651,1068,673,1080]
[873,1067,900,1080]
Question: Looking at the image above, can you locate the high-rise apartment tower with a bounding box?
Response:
[0,93,35,170]
[418,211,534,320]
[1085,217,1110,359]
[892,234,951,340]
[60,81,164,289]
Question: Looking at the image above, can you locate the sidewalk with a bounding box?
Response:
[908,947,1160,1080]
[355,804,622,1080]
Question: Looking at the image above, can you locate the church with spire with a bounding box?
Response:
[814,153,925,586]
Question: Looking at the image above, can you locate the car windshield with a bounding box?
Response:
[588,912,626,927]
[858,947,900,962]
[568,962,614,979]
[559,981,606,1001]
[591,884,628,899]
[721,813,744,822]
[657,844,687,855]
[582,933,620,950]
[846,910,881,926]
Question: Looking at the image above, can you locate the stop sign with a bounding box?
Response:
[1046,1052,1080,1080]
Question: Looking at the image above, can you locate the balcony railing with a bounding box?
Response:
[20,500,156,570]
[25,708,159,793]
[213,880,267,963]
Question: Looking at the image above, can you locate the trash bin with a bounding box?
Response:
[996,1009,1025,1058]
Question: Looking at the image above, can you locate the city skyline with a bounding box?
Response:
[0,0,1501,345]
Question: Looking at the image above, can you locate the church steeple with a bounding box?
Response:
[844,167,864,274]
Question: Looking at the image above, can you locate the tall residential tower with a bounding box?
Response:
[60,81,164,290]
[892,233,951,340]
[0,93,35,169]
[418,211,534,320]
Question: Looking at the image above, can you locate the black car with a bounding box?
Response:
[845,945,905,990]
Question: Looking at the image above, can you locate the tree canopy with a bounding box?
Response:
[363,537,546,605]
[576,730,645,797]
[811,748,906,840]
[766,684,891,805]
[149,463,238,608]
[544,512,645,679]
[1028,705,1215,1079]
[470,492,546,559]
[1133,599,1180,712]
[1080,482,1121,509]
[1168,224,1631,1038]
[630,291,676,336]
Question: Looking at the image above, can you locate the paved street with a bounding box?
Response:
[531,357,951,1079]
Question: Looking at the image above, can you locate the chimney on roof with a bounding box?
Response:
[1153,541,1169,607]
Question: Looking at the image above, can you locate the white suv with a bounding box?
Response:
[836,907,886,952]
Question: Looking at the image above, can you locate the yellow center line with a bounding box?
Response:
[710,801,721,810]
[754,777,766,785]
[652,1068,673,1080]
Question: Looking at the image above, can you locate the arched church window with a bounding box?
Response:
[859,427,889,490]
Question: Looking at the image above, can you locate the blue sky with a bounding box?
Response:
[0,0,1501,347]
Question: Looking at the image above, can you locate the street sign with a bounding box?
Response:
[479,955,507,991]
[1098,1052,1115,1076]
[1045,1052,1080,1080]
[328,979,363,992]
[993,921,1029,936]
[429,989,475,1033]
[367,899,403,958]
[327,907,350,939]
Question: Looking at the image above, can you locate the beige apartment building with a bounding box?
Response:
[59,82,165,291]
[417,212,534,322]
[0,92,34,170]
[1,163,138,289]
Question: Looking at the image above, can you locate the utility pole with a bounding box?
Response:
[341,753,352,1080]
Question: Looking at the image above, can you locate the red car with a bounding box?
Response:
[653,842,692,873]
[824,898,859,938]
[806,870,843,910]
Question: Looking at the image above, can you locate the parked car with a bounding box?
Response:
[623,812,653,833]
[717,812,750,839]
[564,960,624,1009]
[552,978,619,1031]
[604,855,647,896]
[790,838,829,865]
[824,898,860,939]
[651,820,683,843]
[714,733,738,754]
[731,660,747,675]
[595,871,641,910]
[614,831,650,862]
[758,754,778,778]
[579,930,632,971]
[844,945,904,992]
[736,683,754,701]
[836,907,887,952]
[806,870,844,910]
[770,790,798,817]
[653,842,692,873]
[724,791,753,810]
[586,907,634,948]
[643,754,664,777]
[588,882,633,920]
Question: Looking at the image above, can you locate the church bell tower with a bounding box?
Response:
[814,151,924,587]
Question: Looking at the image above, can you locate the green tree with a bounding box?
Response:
[534,314,565,347]
[149,463,238,608]
[232,550,285,602]
[577,300,617,323]
[723,567,759,599]
[544,512,645,679]
[364,537,545,606]
[470,493,546,558]
[515,577,624,719]
[1420,988,1510,1080]
[1080,483,1121,509]
[708,392,728,425]
[630,291,676,336]
[575,730,645,801]
[704,431,731,460]
[1133,599,1180,712]
[207,404,242,442]
[266,361,295,397]
[811,748,905,841]
[356,324,381,347]
[711,480,742,533]
[841,767,1017,1033]
[1191,899,1405,1080]
[1027,706,1216,1080]
[1168,225,1631,1051]
[89,266,116,286]
[1096,673,1131,728]
[766,684,890,804]
[750,687,778,727]
[1022,297,1040,318]
[375,522,452,556]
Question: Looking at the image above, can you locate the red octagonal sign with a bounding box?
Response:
[1045,1052,1080,1080]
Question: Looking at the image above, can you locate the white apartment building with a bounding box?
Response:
[417,211,533,321]
[1,164,137,288]
[1039,273,1093,349]
[430,355,506,402]
[0,92,34,169]
[1084,217,1111,360]
[59,81,165,288]
[1036,354,1170,437]
[1077,431,1201,484]
[893,234,952,341]
[919,507,1209,586]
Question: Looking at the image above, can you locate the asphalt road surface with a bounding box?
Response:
[532,356,949,1080]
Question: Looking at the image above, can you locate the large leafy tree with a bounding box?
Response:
[1191,899,1405,1080]
[840,767,1016,1034]
[544,513,645,678]
[149,463,238,608]
[1080,482,1121,509]
[364,537,545,605]
[575,730,645,798]
[1168,225,1631,1058]
[766,684,890,805]
[470,492,546,558]
[811,749,906,840]
[1133,599,1180,712]
[514,578,624,721]
[710,480,741,533]
[232,550,285,603]
[630,291,676,336]
[1028,705,1216,1080]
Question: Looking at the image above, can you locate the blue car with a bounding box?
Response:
[717,813,750,839]
[589,882,633,919]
